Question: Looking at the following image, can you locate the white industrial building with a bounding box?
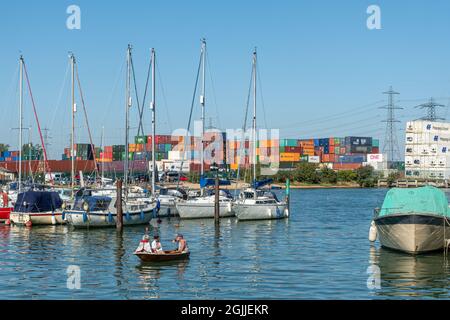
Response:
[405,120,450,180]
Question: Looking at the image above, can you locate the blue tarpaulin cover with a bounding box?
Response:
[14,191,63,213]
[252,178,274,189]
[199,176,231,188]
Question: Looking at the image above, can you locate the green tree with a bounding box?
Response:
[355,165,377,188]
[337,170,357,182]
[22,143,43,160]
[293,162,321,184]
[320,167,338,184]
[0,144,9,153]
[387,171,401,187]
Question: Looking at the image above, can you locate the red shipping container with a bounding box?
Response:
[284,146,302,153]
[372,147,379,153]
[329,138,335,146]
[330,146,335,154]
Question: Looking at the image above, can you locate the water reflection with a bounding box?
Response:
[374,247,450,298]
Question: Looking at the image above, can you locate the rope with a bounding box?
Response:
[176,51,203,190]
[138,53,153,179]
[22,61,53,182]
[156,61,173,132]
[75,64,99,177]
[234,63,254,198]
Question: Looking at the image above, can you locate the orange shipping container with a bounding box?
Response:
[280,152,300,162]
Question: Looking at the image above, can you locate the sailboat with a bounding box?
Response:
[64,45,157,228]
[175,39,235,219]
[9,55,65,226]
[234,49,289,221]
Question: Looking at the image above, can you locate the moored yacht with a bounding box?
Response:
[157,187,187,217]
[235,180,289,221]
[373,186,450,254]
[176,188,234,219]
[63,188,157,228]
[10,190,64,225]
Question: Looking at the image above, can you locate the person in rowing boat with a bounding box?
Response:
[135,229,152,253]
[151,235,164,254]
[173,234,189,253]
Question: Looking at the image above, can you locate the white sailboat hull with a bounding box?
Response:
[10,211,65,225]
[158,197,179,217]
[235,203,289,221]
[64,204,156,228]
[176,202,234,219]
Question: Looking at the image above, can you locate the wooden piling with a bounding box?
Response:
[214,173,220,225]
[116,179,123,230]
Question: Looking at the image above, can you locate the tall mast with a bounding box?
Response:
[124,45,132,195]
[70,53,76,196]
[101,126,105,186]
[18,56,24,193]
[200,38,206,177]
[151,48,156,197]
[252,49,257,185]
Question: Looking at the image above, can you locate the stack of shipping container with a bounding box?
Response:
[405,120,450,180]
[0,133,381,174]
[62,143,95,161]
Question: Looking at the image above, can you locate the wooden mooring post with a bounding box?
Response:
[214,173,220,225]
[116,179,123,231]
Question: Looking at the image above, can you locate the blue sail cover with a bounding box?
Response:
[252,178,273,189]
[199,176,231,188]
[14,191,63,213]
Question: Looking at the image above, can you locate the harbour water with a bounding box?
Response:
[2,188,450,299]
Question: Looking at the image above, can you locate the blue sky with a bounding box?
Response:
[1,0,450,158]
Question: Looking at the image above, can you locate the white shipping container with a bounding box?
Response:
[367,153,383,163]
[308,156,320,163]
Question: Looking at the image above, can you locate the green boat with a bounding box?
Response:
[374,186,450,254]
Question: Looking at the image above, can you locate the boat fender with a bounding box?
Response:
[5,219,11,226]
[126,212,131,221]
[108,212,113,223]
[369,220,377,242]
[51,213,56,225]
[25,220,32,228]
[62,211,65,221]
[285,208,290,218]
[140,211,145,221]
[82,212,88,223]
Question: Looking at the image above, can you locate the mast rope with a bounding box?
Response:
[75,63,100,177]
[156,61,173,133]
[138,53,153,180]
[22,61,53,183]
[234,63,254,197]
[176,51,203,190]
[129,53,146,179]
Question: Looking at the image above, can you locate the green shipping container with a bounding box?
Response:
[280,139,298,147]
[373,139,380,147]
[135,136,146,144]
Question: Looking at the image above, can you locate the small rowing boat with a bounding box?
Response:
[134,250,190,262]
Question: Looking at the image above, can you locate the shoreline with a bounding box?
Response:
[177,181,365,190]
